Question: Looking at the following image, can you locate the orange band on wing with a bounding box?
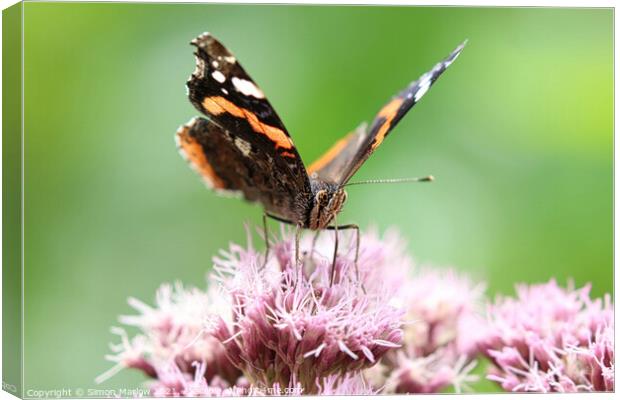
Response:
[280,151,296,158]
[176,126,226,189]
[307,133,354,174]
[202,96,244,118]
[371,97,404,150]
[201,96,293,151]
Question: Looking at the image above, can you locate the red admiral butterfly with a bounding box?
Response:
[176,33,465,279]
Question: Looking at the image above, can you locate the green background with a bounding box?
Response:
[20,3,612,394]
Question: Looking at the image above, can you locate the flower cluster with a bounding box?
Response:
[99,227,614,395]
[478,280,614,392]
[100,228,407,395]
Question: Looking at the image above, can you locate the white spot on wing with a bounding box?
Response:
[212,70,226,83]
[231,77,265,99]
[174,132,183,150]
[414,73,432,102]
[234,137,252,156]
[221,88,229,94]
[193,58,206,78]
[444,43,465,67]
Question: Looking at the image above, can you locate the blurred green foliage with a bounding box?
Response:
[20,3,611,393]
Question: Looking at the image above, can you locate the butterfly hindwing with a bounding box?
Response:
[176,117,310,223]
[309,41,467,185]
[182,33,312,222]
[307,122,368,184]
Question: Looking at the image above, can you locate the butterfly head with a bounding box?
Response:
[308,180,348,230]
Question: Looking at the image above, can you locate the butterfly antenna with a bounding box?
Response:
[343,176,434,187]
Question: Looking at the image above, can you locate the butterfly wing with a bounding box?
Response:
[179,33,312,223]
[308,41,466,185]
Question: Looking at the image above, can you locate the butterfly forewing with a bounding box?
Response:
[180,33,312,223]
[310,41,467,186]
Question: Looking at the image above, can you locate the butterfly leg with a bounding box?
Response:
[265,212,294,225]
[328,218,340,287]
[264,212,303,270]
[310,230,320,257]
[262,212,270,268]
[295,225,302,268]
[325,223,365,293]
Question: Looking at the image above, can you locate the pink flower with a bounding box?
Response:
[96,282,241,391]
[479,280,614,392]
[366,267,485,393]
[207,228,405,393]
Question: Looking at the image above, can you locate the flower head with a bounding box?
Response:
[479,280,614,392]
[207,228,405,393]
[366,267,485,393]
[97,282,241,390]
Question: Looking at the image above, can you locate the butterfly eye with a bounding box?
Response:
[315,190,329,205]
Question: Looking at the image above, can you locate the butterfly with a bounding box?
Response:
[177,33,465,234]
[177,33,464,284]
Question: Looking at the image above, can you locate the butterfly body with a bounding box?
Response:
[177,33,465,230]
[307,180,348,230]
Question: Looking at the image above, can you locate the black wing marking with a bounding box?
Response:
[309,41,467,185]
